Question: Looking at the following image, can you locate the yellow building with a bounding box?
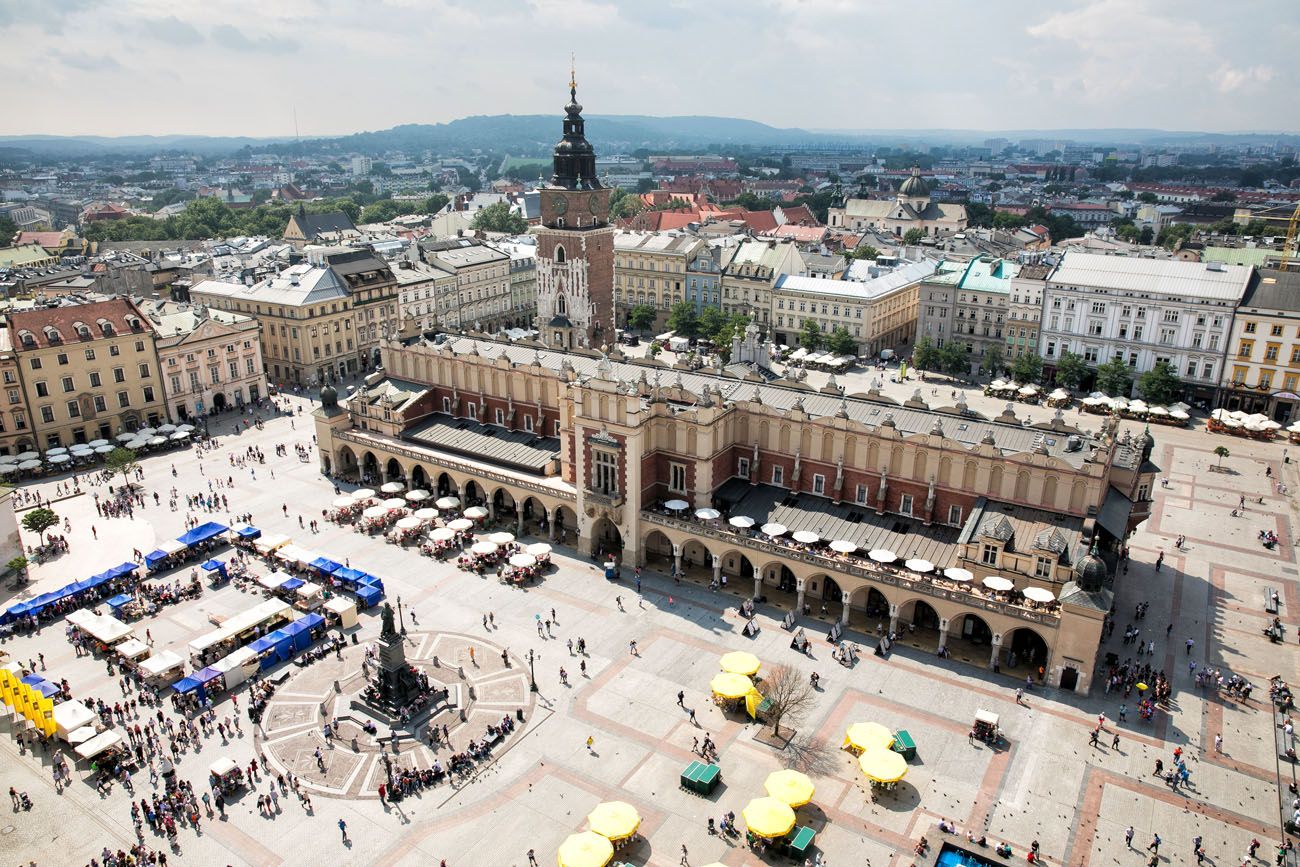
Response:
[613,232,703,330]
[8,298,168,448]
[190,262,355,388]
[1221,268,1300,421]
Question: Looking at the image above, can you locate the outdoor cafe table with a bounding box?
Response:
[680,759,720,794]
[892,729,917,761]
[783,826,816,859]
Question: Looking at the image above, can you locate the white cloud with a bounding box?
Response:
[1213,63,1275,93]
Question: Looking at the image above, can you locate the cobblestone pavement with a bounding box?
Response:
[0,379,1295,867]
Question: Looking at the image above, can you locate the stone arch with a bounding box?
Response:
[779,424,791,452]
[950,611,993,645]
[336,446,358,478]
[845,436,858,465]
[855,586,891,617]
[435,471,455,497]
[410,464,430,490]
[898,598,942,630]
[384,457,404,483]
[492,486,517,521]
[988,465,1003,497]
[361,450,380,482]
[590,516,622,556]
[644,528,674,567]
[1069,480,1086,513]
[888,446,902,475]
[821,431,834,461]
[867,441,879,468]
[963,460,977,489]
[758,559,800,594]
[681,538,711,568]
[520,496,548,534]
[1003,626,1050,677]
[939,456,952,486]
[463,479,483,504]
[1042,475,1058,506]
[1014,470,1030,502]
[913,451,928,481]
[552,505,578,543]
[718,549,753,582]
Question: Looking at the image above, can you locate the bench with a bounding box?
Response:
[1265,588,1280,615]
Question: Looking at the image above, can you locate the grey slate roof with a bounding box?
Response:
[293,211,357,240]
[403,413,559,475]
[427,336,1101,469]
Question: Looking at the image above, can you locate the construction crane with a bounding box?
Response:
[1241,201,1300,270]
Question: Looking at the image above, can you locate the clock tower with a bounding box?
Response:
[534,65,614,351]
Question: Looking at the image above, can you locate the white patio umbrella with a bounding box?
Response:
[352,488,377,500]
[464,506,489,519]
[1022,587,1056,603]
[382,498,406,510]
[695,508,721,521]
[48,454,71,464]
[1147,406,1169,416]
[16,451,39,460]
[405,489,430,502]
[448,518,473,531]
[412,508,437,521]
[527,542,552,557]
[138,428,157,437]
[176,424,195,433]
[126,440,148,451]
[435,496,460,510]
[0,454,15,464]
[88,439,110,448]
[18,460,41,470]
[470,541,498,556]
[148,436,166,446]
[380,481,405,494]
[509,553,537,569]
[761,522,787,537]
[943,567,974,582]
[664,499,690,511]
[429,527,456,542]
[792,530,820,544]
[95,445,115,454]
[46,447,68,456]
[729,516,755,529]
[171,431,190,441]
[488,531,515,545]
[905,558,934,573]
[115,433,136,442]
[982,576,1015,592]
[1170,409,1190,421]
[331,497,355,509]
[829,540,857,554]
[157,424,177,433]
[868,549,897,564]
[0,464,18,475]
[395,516,422,531]
[362,506,388,520]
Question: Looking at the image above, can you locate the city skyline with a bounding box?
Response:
[1,0,1296,138]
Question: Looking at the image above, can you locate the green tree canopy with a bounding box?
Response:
[938,341,970,378]
[979,345,1005,378]
[1011,352,1043,385]
[697,306,728,340]
[666,301,699,337]
[1136,360,1183,405]
[421,194,449,215]
[911,336,940,372]
[626,304,658,332]
[470,202,527,234]
[1054,350,1088,390]
[826,326,858,356]
[800,319,824,350]
[1095,356,1133,397]
[609,188,644,220]
[903,228,926,245]
[105,447,139,491]
[21,507,58,544]
[713,314,752,359]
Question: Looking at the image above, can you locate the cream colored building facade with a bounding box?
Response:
[417,238,513,331]
[613,232,703,330]
[720,239,796,326]
[1220,268,1300,421]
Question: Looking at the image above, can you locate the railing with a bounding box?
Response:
[337,429,575,501]
[642,511,1060,627]
[585,490,623,508]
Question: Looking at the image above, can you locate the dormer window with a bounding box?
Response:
[18,331,35,348]
[98,320,115,336]
[127,318,141,331]
[44,328,63,343]
[75,323,91,339]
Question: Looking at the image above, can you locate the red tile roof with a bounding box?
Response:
[15,231,66,248]
[739,210,778,233]
[779,204,819,226]
[9,298,150,350]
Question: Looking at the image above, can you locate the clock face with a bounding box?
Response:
[588,195,600,215]
[550,194,568,215]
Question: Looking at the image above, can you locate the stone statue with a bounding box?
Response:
[380,602,398,638]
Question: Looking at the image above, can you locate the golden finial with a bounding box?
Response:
[569,53,576,93]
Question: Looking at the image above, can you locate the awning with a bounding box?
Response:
[107,562,139,579]
[143,550,167,568]
[281,578,306,591]
[1097,487,1134,541]
[75,729,124,760]
[200,559,224,572]
[233,524,262,539]
[158,539,187,555]
[116,638,151,660]
[176,521,229,547]
[138,650,183,678]
[105,593,134,609]
[21,676,59,698]
[309,557,342,574]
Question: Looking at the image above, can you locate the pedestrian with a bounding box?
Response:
[338,818,349,843]
[681,843,689,865]
[616,596,624,611]
[1111,732,1120,750]
[528,850,538,866]
[568,639,574,656]
[1089,728,1100,747]
[1149,833,1161,853]
[628,640,637,655]
[1124,826,1134,848]
[677,690,685,707]
[586,736,594,753]
[1214,732,1223,753]
[689,707,697,725]
[1186,637,1194,655]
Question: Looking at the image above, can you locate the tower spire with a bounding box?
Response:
[569,53,576,102]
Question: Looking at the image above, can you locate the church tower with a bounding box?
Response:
[534,63,614,351]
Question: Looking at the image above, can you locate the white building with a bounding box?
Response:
[350,156,373,178]
[1038,252,1252,401]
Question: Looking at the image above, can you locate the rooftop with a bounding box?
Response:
[776,259,937,302]
[191,263,349,307]
[1048,251,1253,301]
[404,413,560,475]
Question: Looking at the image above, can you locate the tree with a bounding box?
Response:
[979,345,1005,378]
[421,193,449,215]
[1094,356,1133,397]
[470,202,526,234]
[5,556,27,578]
[1136,191,1158,204]
[1137,360,1182,405]
[21,507,58,545]
[911,336,940,373]
[666,301,699,337]
[939,341,970,378]
[826,326,858,356]
[800,319,824,350]
[360,199,407,223]
[698,306,728,341]
[609,187,643,220]
[713,314,751,358]
[1054,350,1088,390]
[1213,445,1229,468]
[844,244,880,262]
[626,304,658,332]
[903,228,926,245]
[0,215,15,244]
[1011,352,1043,385]
[104,447,139,492]
[761,663,817,738]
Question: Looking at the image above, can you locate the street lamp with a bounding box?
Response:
[528,649,537,692]
[397,596,407,635]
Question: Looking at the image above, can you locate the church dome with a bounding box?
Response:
[1072,544,1108,592]
[898,165,930,198]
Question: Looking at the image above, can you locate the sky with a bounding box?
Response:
[1,0,1297,138]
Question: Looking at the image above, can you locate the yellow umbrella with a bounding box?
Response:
[719,651,761,676]
[858,746,908,784]
[764,769,815,807]
[587,801,641,841]
[843,722,894,753]
[710,671,754,699]
[557,831,614,867]
[742,796,797,839]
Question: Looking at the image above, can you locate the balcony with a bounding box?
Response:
[585,489,623,508]
[641,511,1061,627]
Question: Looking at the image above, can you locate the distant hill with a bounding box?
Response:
[1,117,1297,159]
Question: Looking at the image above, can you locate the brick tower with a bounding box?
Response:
[534,63,614,350]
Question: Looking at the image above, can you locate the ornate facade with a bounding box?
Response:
[315,329,1155,695]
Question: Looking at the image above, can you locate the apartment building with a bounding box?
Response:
[612,232,703,330]
[418,238,513,331]
[1220,268,1300,421]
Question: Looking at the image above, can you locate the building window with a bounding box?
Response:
[773,466,785,487]
[981,544,999,566]
[495,408,505,425]
[737,457,750,479]
[812,474,825,495]
[948,504,962,525]
[35,381,48,398]
[85,349,95,361]
[66,400,80,418]
[117,391,130,408]
[61,376,74,393]
[856,484,868,505]
[592,449,619,496]
[899,493,913,516]
[143,386,155,402]
[29,358,41,370]
[523,415,533,433]
[90,372,102,388]
[442,397,451,413]
[93,396,106,413]
[1035,557,1053,578]
[669,462,687,494]
[57,353,68,365]
[113,367,125,383]
[466,403,477,420]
